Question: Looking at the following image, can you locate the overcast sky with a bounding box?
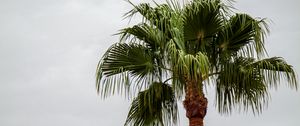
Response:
[0,0,299,126]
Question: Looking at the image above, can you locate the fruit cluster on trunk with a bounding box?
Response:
[183,79,208,126]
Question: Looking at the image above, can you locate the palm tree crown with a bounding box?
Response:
[96,0,298,125]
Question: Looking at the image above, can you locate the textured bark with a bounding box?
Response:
[189,117,203,126]
[183,79,208,126]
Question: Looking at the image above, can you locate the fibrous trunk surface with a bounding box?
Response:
[183,79,208,126]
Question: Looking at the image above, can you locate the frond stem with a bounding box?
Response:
[202,72,221,80]
[154,65,173,72]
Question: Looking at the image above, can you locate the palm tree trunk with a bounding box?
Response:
[183,79,208,126]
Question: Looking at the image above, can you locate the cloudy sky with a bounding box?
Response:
[0,0,299,126]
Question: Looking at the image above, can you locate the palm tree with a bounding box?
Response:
[96,0,298,126]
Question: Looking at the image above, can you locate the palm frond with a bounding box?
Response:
[166,0,182,11]
[215,56,298,114]
[96,43,157,98]
[124,1,174,35]
[183,0,223,46]
[249,57,298,89]
[165,39,211,97]
[177,51,211,80]
[216,57,268,114]
[217,13,269,58]
[118,23,166,51]
[165,40,186,98]
[125,82,178,126]
[124,2,154,21]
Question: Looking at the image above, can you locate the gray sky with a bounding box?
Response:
[0,0,299,126]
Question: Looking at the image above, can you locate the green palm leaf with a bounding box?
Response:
[125,82,178,126]
[96,43,156,98]
[216,57,267,114]
[119,23,166,51]
[249,57,297,88]
[215,57,297,114]
[218,13,269,58]
[125,1,174,36]
[183,0,223,44]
